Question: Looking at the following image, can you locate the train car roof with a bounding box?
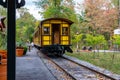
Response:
[40,18,73,25]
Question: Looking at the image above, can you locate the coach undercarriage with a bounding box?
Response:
[35,44,73,56]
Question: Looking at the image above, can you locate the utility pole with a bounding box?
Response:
[0,0,25,80]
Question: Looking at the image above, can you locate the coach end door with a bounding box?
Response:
[52,24,60,44]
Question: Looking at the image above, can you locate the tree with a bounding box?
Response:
[34,0,77,21]
[111,0,119,7]
[72,33,83,51]
[0,6,7,16]
[112,35,120,46]
[83,0,118,39]
[0,6,7,50]
[85,34,106,48]
[16,8,36,46]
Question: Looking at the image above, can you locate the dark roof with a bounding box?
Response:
[41,18,73,25]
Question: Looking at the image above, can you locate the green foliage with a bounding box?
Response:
[42,6,62,18]
[23,46,27,55]
[0,7,7,50]
[0,32,7,50]
[111,0,119,7]
[72,33,83,43]
[16,8,36,46]
[85,34,95,46]
[71,33,107,49]
[85,34,106,46]
[112,35,120,45]
[34,0,77,21]
[0,6,7,16]
[16,38,25,48]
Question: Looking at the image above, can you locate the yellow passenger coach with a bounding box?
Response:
[33,18,73,56]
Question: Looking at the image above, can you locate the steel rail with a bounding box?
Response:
[38,51,77,80]
[62,56,117,80]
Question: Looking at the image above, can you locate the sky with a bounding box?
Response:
[22,0,84,20]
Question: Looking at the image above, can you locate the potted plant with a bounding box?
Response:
[16,40,24,57]
[0,32,7,59]
[0,25,7,64]
[23,46,27,55]
[0,16,7,65]
[16,39,28,56]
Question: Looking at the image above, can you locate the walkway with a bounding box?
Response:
[16,48,56,80]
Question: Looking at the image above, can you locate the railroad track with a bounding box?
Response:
[61,56,118,80]
[62,55,120,80]
[37,50,76,80]
[37,50,118,80]
[52,57,116,80]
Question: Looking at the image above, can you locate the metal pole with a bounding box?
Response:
[7,0,16,80]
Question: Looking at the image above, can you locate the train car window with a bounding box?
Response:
[44,27,50,35]
[62,27,68,35]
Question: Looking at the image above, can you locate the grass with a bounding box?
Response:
[66,51,120,74]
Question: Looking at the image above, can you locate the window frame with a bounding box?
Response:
[62,27,68,35]
[43,26,50,35]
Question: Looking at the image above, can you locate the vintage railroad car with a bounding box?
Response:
[33,18,73,56]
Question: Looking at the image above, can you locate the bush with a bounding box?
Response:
[0,32,7,50]
[23,47,27,55]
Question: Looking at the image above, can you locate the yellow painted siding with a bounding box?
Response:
[62,24,69,27]
[51,20,62,23]
[34,37,39,45]
[34,38,38,42]
[34,41,39,45]
[61,36,69,40]
[61,36,69,45]
[43,36,51,40]
[42,36,52,45]
[43,41,51,45]
[43,24,50,26]
[61,41,69,45]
